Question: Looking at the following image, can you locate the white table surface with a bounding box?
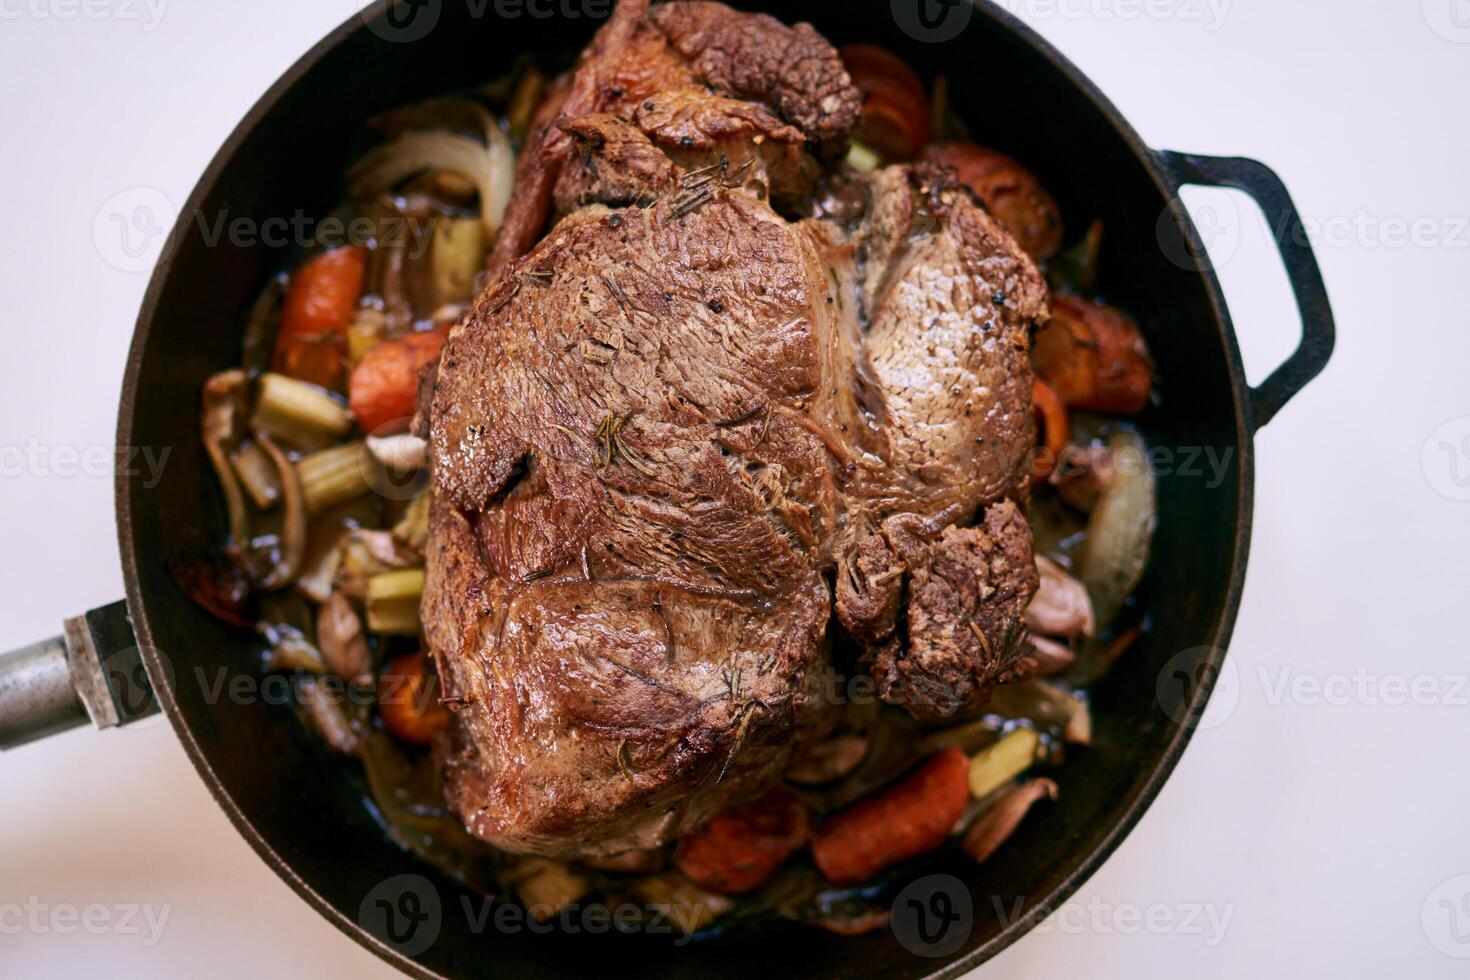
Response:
[1,1,1465,976]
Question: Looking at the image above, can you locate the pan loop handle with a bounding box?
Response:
[1156,151,1336,431]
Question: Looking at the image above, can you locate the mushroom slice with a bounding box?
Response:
[255,433,307,591]
[201,370,249,547]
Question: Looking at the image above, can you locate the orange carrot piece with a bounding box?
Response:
[377,652,448,746]
[273,246,366,390]
[1032,378,1069,485]
[675,790,810,895]
[810,746,970,886]
[348,327,449,435]
[840,44,931,161]
[922,142,1063,260]
[1032,293,1153,414]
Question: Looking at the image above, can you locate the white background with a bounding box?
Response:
[1,0,1466,976]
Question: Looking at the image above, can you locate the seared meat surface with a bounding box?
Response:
[425,0,1046,857]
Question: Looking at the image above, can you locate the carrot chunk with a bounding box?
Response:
[810,747,970,886]
[840,44,931,160]
[675,790,810,894]
[1032,378,1069,484]
[273,246,366,390]
[377,652,448,746]
[1032,293,1153,414]
[348,327,449,435]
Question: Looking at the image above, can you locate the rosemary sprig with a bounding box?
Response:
[593,411,656,476]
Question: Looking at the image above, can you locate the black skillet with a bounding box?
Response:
[0,1,1333,976]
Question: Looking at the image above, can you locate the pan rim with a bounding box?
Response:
[113,1,1253,976]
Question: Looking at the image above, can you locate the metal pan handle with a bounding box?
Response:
[0,601,156,750]
[1156,151,1336,431]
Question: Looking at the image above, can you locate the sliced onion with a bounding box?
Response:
[961,777,1058,863]
[366,432,428,471]
[1078,428,1155,629]
[348,106,515,240]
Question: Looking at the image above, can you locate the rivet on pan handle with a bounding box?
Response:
[1156,151,1337,431]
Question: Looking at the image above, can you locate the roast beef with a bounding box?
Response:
[424,0,1046,857]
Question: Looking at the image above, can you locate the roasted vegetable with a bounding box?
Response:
[201,370,250,547]
[170,553,256,628]
[1026,634,1076,677]
[230,441,282,510]
[1032,379,1069,484]
[839,44,931,161]
[299,676,363,755]
[297,442,370,515]
[1033,294,1153,414]
[377,651,447,745]
[987,681,1090,746]
[348,327,449,435]
[1049,219,1104,294]
[272,246,365,390]
[961,777,1058,863]
[810,747,969,886]
[346,307,389,364]
[348,99,514,240]
[251,372,351,447]
[921,141,1063,260]
[366,432,428,471]
[1078,428,1155,628]
[366,568,424,636]
[337,530,419,600]
[1050,443,1115,512]
[1025,555,1095,638]
[785,734,869,785]
[317,591,372,684]
[844,142,881,174]
[261,622,327,673]
[254,433,307,591]
[505,66,546,138]
[675,791,810,894]
[429,217,486,307]
[627,873,736,936]
[505,858,590,921]
[393,492,431,553]
[967,727,1039,799]
[920,718,999,756]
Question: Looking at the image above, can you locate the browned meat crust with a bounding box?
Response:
[486,0,858,280]
[427,0,1047,856]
